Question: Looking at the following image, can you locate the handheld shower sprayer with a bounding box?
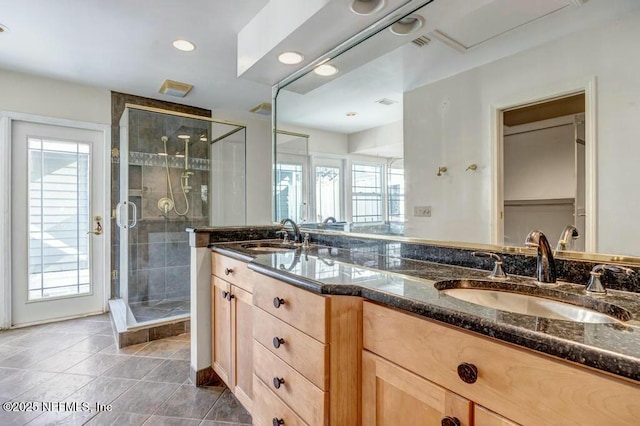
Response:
[158,135,190,217]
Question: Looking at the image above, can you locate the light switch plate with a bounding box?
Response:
[414,206,431,217]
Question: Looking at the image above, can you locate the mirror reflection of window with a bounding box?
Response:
[275,162,304,223]
[315,165,341,222]
[387,161,405,223]
[352,163,384,223]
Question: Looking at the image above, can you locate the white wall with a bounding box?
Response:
[348,120,403,158]
[280,123,348,156]
[404,10,640,255]
[0,69,111,124]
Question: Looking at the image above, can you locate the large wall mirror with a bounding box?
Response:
[273,0,640,260]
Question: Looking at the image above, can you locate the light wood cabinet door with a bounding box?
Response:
[362,350,472,426]
[475,405,520,426]
[212,276,231,384]
[233,285,253,411]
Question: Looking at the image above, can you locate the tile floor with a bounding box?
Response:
[0,314,251,425]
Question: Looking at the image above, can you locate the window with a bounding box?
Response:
[28,138,91,300]
[351,163,383,222]
[315,165,341,222]
[387,165,404,222]
[275,162,304,223]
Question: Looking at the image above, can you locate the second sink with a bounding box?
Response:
[436,280,631,324]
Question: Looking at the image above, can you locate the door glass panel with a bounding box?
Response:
[315,165,341,222]
[28,138,91,300]
[275,162,304,222]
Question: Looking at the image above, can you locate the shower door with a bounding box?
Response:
[117,106,213,324]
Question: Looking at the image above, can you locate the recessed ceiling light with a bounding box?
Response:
[346,112,358,117]
[0,24,9,33]
[314,64,338,77]
[349,0,386,16]
[172,39,196,52]
[390,15,425,36]
[278,51,304,65]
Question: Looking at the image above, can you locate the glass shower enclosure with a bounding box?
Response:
[116,105,246,327]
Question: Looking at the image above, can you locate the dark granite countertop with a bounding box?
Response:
[212,240,640,384]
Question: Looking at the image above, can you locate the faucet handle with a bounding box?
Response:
[303,233,310,248]
[472,252,507,280]
[586,264,634,296]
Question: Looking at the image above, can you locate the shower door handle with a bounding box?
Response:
[129,202,138,229]
[115,201,126,229]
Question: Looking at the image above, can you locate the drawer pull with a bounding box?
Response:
[273,297,286,308]
[272,418,285,426]
[224,267,233,276]
[273,376,285,389]
[273,337,285,349]
[441,416,461,426]
[457,362,478,384]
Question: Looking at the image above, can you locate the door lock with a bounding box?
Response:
[88,216,103,236]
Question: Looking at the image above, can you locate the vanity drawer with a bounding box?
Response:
[253,274,328,342]
[253,375,308,426]
[211,252,253,293]
[253,339,328,426]
[253,306,329,390]
[363,301,640,426]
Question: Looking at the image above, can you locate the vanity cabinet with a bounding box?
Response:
[251,273,361,426]
[211,253,254,411]
[363,301,640,426]
[362,350,472,425]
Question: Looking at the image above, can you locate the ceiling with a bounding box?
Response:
[0,0,273,113]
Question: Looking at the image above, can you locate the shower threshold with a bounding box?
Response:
[108,298,190,348]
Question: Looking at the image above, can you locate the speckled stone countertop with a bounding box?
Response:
[212,241,640,383]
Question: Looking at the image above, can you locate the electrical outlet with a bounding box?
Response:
[413,206,432,217]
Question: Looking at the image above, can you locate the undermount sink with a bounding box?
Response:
[436,280,631,324]
[241,242,298,253]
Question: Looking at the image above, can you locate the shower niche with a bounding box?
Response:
[116,105,246,327]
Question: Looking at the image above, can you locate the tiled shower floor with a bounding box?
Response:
[129,297,190,323]
[0,314,251,425]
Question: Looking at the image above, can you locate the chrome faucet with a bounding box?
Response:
[472,252,507,280]
[586,264,634,296]
[556,225,579,252]
[280,218,301,243]
[525,230,557,284]
[322,216,337,224]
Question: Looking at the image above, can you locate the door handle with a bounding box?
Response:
[129,202,137,228]
[87,216,103,235]
[115,202,125,228]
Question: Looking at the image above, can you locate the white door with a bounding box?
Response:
[11,121,106,327]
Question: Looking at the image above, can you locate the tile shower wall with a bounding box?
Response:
[111,92,211,300]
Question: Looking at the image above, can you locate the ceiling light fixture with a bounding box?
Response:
[314,64,338,77]
[390,15,425,36]
[0,24,9,33]
[172,39,196,52]
[349,0,386,16]
[278,51,304,65]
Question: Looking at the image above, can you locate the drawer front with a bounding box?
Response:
[253,375,308,426]
[253,307,329,390]
[253,274,327,342]
[254,339,328,426]
[211,252,254,293]
[363,302,640,426]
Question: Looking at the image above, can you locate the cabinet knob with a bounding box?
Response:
[224,267,233,276]
[221,290,228,299]
[273,297,286,308]
[441,416,461,426]
[457,362,478,384]
[226,292,235,301]
[272,418,284,426]
[273,377,285,389]
[273,337,285,349]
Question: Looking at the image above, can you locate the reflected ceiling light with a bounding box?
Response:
[178,134,190,140]
[314,63,338,77]
[349,0,386,16]
[278,51,304,65]
[172,39,195,52]
[389,15,425,36]
[0,24,9,34]
[346,112,358,117]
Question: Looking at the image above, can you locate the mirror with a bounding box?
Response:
[274,0,640,260]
